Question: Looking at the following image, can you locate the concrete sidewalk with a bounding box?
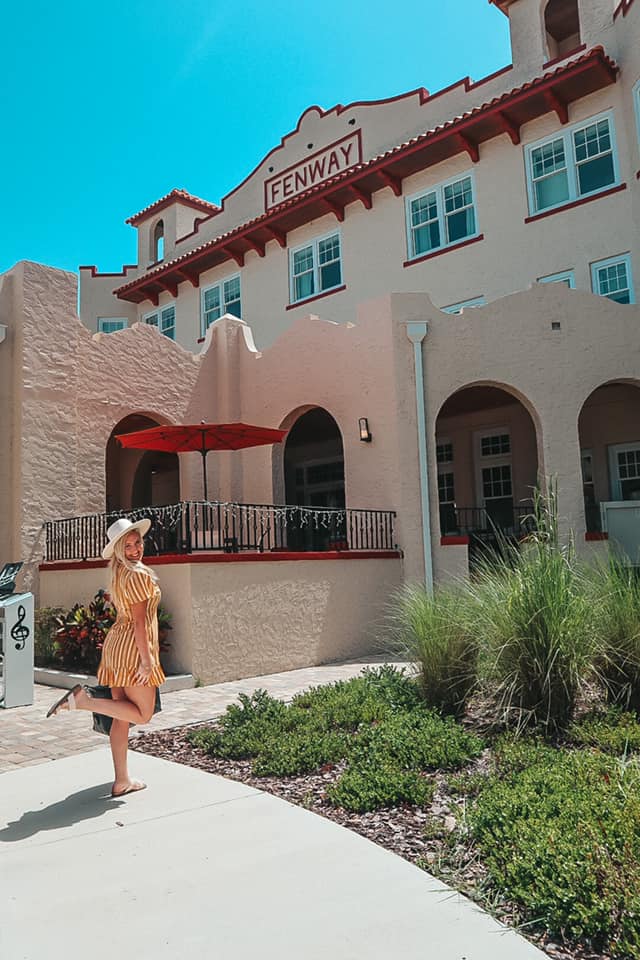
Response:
[0,747,547,960]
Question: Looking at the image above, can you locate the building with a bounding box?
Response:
[1,0,639,682]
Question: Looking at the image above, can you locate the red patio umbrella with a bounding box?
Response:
[116,421,287,501]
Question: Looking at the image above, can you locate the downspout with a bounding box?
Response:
[405,322,434,593]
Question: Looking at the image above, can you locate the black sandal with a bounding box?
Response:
[46,683,84,718]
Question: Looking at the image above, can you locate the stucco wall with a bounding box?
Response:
[39,555,402,684]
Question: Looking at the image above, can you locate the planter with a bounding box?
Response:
[34,666,194,693]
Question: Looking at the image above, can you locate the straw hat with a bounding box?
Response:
[102,517,151,560]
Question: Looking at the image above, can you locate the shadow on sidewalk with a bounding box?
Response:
[0,784,125,842]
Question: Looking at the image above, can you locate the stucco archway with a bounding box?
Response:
[434,383,540,547]
[578,381,640,561]
[275,406,345,550]
[105,412,177,511]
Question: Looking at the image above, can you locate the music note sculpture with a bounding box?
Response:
[0,567,33,708]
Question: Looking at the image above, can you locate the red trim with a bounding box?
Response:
[39,550,401,572]
[177,215,216,244]
[543,44,587,70]
[468,64,514,91]
[440,535,470,546]
[285,284,346,311]
[636,170,640,180]
[524,183,627,224]
[112,48,618,305]
[585,532,609,541]
[403,234,484,268]
[197,336,205,344]
[614,0,636,20]
[79,264,137,279]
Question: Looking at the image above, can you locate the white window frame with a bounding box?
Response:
[608,442,640,500]
[441,296,486,314]
[634,79,640,148]
[143,304,176,340]
[590,254,635,304]
[97,317,128,334]
[200,274,242,336]
[406,171,479,261]
[474,428,513,508]
[537,270,575,288]
[524,111,620,217]
[289,230,343,305]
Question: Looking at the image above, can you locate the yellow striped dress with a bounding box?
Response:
[97,565,166,688]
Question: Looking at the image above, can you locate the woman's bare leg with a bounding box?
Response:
[69,685,155,724]
[109,687,132,795]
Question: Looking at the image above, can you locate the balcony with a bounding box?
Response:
[43,500,398,563]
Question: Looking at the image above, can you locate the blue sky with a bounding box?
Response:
[1,1,510,276]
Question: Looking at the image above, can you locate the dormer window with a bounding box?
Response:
[544,0,581,61]
[152,220,165,263]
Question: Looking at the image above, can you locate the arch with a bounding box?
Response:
[132,450,180,509]
[434,383,541,554]
[577,381,640,554]
[105,411,177,512]
[274,406,345,550]
[152,219,165,263]
[543,0,581,60]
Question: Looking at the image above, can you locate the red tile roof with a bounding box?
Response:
[114,46,618,304]
[126,189,220,226]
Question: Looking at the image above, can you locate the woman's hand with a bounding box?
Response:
[134,658,154,685]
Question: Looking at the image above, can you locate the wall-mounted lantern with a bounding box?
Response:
[358,417,372,443]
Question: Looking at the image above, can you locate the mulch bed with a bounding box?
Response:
[132,723,612,960]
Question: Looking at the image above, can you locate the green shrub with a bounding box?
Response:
[588,557,640,712]
[34,606,64,667]
[251,730,349,777]
[569,708,640,755]
[351,709,485,771]
[467,488,596,733]
[53,590,117,672]
[291,665,421,730]
[327,762,434,812]
[470,743,640,956]
[387,584,478,717]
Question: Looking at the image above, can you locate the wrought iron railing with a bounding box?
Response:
[440,504,536,540]
[44,501,398,562]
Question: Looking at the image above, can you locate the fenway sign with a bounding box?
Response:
[264,131,362,211]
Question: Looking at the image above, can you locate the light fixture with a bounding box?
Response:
[359,418,372,443]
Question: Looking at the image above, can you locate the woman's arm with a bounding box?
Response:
[131,598,154,684]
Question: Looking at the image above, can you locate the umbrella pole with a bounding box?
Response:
[201,450,208,502]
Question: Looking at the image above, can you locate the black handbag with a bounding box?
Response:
[89,684,162,736]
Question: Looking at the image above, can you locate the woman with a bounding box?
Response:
[47,517,165,797]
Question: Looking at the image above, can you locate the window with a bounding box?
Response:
[201,275,242,334]
[441,296,486,314]
[436,442,454,464]
[290,232,342,304]
[538,270,575,287]
[635,79,640,147]
[97,318,128,334]
[407,173,478,259]
[481,434,511,457]
[152,220,164,264]
[544,0,581,60]
[525,113,618,215]
[609,443,640,500]
[591,254,635,304]
[144,305,176,340]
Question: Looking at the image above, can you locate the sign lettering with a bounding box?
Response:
[264,132,362,211]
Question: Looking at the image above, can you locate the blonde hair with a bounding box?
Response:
[109,531,158,609]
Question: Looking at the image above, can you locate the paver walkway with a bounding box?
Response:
[0,658,406,773]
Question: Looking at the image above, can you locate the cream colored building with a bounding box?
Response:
[1,0,639,682]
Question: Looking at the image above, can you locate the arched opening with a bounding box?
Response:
[282,407,345,550]
[105,413,178,512]
[152,220,165,263]
[578,382,640,562]
[132,450,180,509]
[435,384,540,559]
[544,0,581,60]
